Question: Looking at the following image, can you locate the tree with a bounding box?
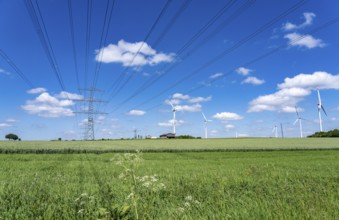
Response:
[308,129,339,138]
[5,133,19,141]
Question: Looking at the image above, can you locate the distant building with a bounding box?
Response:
[159,133,176,139]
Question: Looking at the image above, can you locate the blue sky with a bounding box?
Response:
[0,0,339,140]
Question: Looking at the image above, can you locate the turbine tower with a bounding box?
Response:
[169,102,177,134]
[293,106,304,138]
[317,88,327,132]
[272,125,278,138]
[201,112,212,139]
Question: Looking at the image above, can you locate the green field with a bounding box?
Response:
[0,147,338,219]
[0,138,339,153]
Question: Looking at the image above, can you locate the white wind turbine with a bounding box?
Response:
[201,112,212,139]
[169,101,177,134]
[272,125,278,138]
[293,106,305,138]
[317,88,327,132]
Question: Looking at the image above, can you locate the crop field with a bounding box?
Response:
[0,138,339,153]
[0,146,338,219]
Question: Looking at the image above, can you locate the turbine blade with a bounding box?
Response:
[321,105,327,116]
[295,106,300,118]
[293,119,299,126]
[168,101,174,108]
[317,88,322,105]
[201,112,207,121]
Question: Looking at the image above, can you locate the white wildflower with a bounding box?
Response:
[80,193,88,197]
[185,195,193,201]
[151,175,158,182]
[143,181,150,187]
[118,173,125,179]
[184,202,190,208]
[126,193,134,200]
[177,207,185,213]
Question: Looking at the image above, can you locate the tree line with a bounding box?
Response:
[308,129,339,138]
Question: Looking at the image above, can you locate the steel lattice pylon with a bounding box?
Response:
[74,88,106,140]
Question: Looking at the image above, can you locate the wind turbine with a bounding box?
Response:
[201,112,212,139]
[293,106,305,138]
[272,125,278,138]
[317,88,327,132]
[169,101,177,134]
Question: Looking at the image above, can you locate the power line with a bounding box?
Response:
[152,0,193,49]
[67,0,80,90]
[140,15,339,113]
[25,0,66,91]
[0,49,35,88]
[91,0,116,89]
[85,0,116,136]
[106,0,172,100]
[84,0,93,90]
[109,0,240,111]
[109,0,253,112]
[125,0,309,112]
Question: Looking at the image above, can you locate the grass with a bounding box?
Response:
[0,150,338,219]
[0,138,338,153]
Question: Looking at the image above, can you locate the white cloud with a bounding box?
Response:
[172,93,190,100]
[78,118,88,126]
[283,12,316,31]
[209,73,223,79]
[95,39,175,67]
[56,91,83,100]
[0,68,11,75]
[283,23,297,31]
[158,119,184,127]
[27,87,47,94]
[142,72,150,77]
[278,71,339,90]
[97,115,106,121]
[126,110,146,116]
[165,99,181,105]
[242,77,265,85]
[213,112,243,121]
[22,92,75,118]
[337,107,339,111]
[284,32,325,49]
[95,115,106,125]
[189,96,212,103]
[168,93,211,104]
[248,88,310,113]
[6,118,17,122]
[0,123,11,127]
[248,71,339,113]
[225,124,235,131]
[236,67,251,76]
[210,130,218,135]
[150,53,174,64]
[175,104,201,112]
